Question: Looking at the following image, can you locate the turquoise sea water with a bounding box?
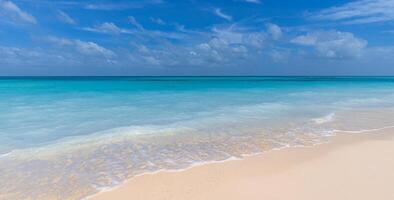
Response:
[2,77,394,199]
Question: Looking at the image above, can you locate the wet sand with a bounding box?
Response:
[91,130,394,200]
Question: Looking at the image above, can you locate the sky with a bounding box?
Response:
[1,0,394,76]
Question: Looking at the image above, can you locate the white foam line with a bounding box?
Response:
[332,125,394,134]
[0,151,12,158]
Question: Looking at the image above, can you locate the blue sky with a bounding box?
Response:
[1,0,394,75]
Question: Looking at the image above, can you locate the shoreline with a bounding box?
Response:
[91,129,394,200]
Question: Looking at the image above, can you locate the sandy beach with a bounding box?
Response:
[91,130,394,200]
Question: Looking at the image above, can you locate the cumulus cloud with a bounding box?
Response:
[266,23,282,40]
[182,24,282,65]
[57,10,75,24]
[291,30,367,58]
[0,0,36,24]
[122,22,286,67]
[213,8,233,21]
[311,0,394,24]
[122,24,267,68]
[212,27,267,48]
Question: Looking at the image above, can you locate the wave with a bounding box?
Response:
[0,151,12,158]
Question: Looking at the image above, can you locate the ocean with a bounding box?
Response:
[1,76,394,199]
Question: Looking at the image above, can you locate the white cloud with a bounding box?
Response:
[134,23,285,67]
[46,36,74,46]
[57,10,75,24]
[47,36,115,57]
[209,23,281,49]
[128,16,145,30]
[212,27,243,43]
[0,46,41,63]
[0,0,36,24]
[74,40,114,56]
[150,17,166,25]
[311,0,394,24]
[242,32,266,48]
[291,30,367,58]
[0,45,82,68]
[124,26,259,68]
[185,25,276,65]
[266,23,282,40]
[82,22,132,34]
[214,8,233,21]
[82,20,190,41]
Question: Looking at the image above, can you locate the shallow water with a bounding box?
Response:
[1,77,394,199]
